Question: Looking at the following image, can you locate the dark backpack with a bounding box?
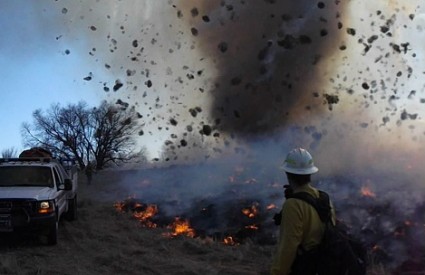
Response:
[288,191,367,275]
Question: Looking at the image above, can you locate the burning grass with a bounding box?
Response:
[113,196,269,245]
[164,217,196,238]
[113,164,425,274]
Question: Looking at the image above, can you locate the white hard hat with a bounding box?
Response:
[282,148,319,175]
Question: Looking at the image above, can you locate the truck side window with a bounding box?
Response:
[53,169,62,189]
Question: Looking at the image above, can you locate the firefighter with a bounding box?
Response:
[271,148,332,275]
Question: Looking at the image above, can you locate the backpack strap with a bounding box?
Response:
[287,191,332,223]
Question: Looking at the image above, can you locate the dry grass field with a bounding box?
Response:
[0,169,273,275]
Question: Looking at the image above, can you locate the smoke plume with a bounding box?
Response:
[180,0,349,135]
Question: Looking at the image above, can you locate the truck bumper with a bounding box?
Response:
[0,210,56,233]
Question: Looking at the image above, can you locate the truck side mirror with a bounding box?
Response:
[60,179,73,190]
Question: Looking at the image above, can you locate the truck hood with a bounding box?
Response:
[0,187,54,200]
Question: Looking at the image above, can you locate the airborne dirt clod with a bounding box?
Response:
[0,171,272,275]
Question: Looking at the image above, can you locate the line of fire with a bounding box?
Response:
[112,163,425,273]
[114,196,270,246]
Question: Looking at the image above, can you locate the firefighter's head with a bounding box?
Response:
[282,148,318,186]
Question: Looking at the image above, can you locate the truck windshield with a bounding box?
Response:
[0,166,53,187]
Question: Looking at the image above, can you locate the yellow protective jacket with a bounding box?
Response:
[271,184,335,275]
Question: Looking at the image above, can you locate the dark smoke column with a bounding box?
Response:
[184,0,348,136]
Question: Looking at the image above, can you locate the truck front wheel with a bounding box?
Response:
[66,196,77,221]
[47,215,58,245]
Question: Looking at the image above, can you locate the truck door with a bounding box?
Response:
[53,167,68,216]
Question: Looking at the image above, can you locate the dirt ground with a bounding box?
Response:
[0,170,273,275]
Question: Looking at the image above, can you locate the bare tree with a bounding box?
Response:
[21,100,144,169]
[21,102,89,168]
[1,147,18,158]
[89,101,142,169]
[132,147,149,164]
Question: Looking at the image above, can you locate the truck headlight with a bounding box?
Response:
[38,201,54,214]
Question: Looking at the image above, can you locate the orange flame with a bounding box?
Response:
[223,236,238,246]
[165,217,196,238]
[113,198,159,228]
[134,202,143,209]
[113,195,138,212]
[113,201,126,212]
[242,203,259,218]
[245,224,259,230]
[133,204,158,228]
[360,186,376,198]
[267,204,276,210]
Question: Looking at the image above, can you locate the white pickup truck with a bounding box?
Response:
[0,157,78,245]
